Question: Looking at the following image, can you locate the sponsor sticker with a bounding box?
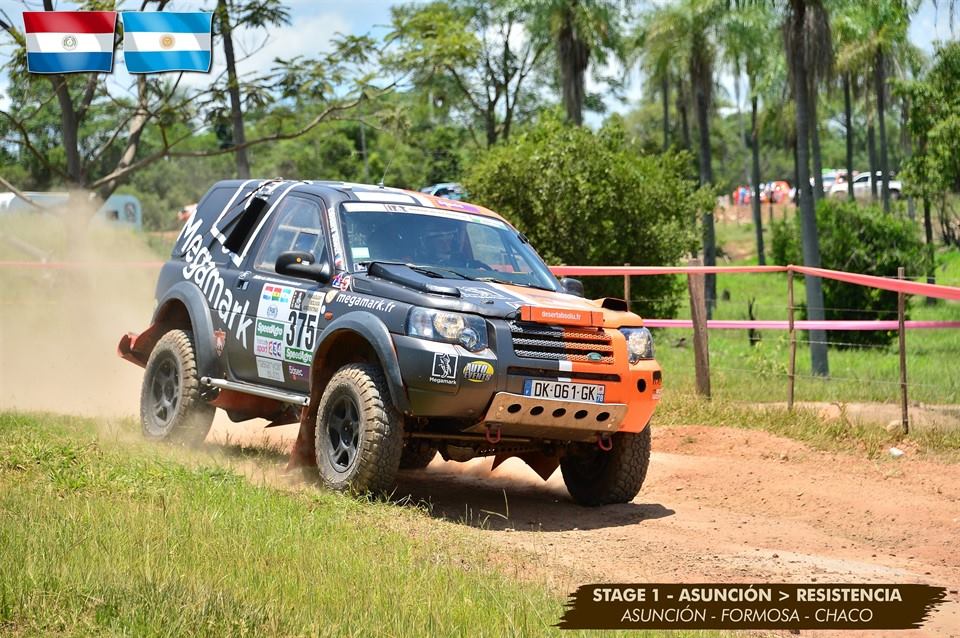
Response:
[459,286,510,300]
[262,284,293,304]
[254,336,284,360]
[331,273,353,291]
[287,363,310,382]
[430,352,458,385]
[463,360,494,382]
[256,356,284,382]
[255,319,285,340]
[333,292,397,313]
[290,289,306,311]
[284,346,312,365]
[214,329,226,357]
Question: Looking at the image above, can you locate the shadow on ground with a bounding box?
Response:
[394,457,674,533]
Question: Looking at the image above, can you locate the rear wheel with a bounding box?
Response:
[140,329,214,446]
[560,426,651,506]
[314,364,404,494]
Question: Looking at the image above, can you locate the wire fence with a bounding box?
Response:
[554,262,960,430]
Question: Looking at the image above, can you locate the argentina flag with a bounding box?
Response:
[121,12,212,73]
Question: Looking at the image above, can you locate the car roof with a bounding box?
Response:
[209,179,506,223]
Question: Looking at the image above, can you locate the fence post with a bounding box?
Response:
[898,266,909,434]
[687,258,711,398]
[787,268,796,411]
[624,263,631,312]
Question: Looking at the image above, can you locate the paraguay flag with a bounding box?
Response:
[23,11,117,74]
[121,12,213,73]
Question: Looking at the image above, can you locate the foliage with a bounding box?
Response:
[385,1,547,146]
[464,112,711,319]
[898,41,960,246]
[770,199,930,346]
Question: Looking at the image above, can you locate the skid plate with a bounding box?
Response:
[466,392,628,442]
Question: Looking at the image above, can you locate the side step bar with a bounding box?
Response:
[201,377,309,407]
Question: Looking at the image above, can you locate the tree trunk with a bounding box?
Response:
[867,120,878,200]
[557,3,588,126]
[923,195,935,285]
[218,0,250,179]
[901,97,915,220]
[790,1,829,377]
[810,81,824,202]
[693,58,716,316]
[677,78,691,150]
[844,73,855,201]
[662,74,670,152]
[875,49,890,213]
[751,94,765,265]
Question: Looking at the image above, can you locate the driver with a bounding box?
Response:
[420,219,466,267]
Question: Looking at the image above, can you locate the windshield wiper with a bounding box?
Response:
[405,264,469,280]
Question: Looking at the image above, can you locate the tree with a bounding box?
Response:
[527,0,626,126]
[782,0,831,376]
[465,113,712,319]
[899,42,960,267]
[386,1,547,147]
[642,0,723,312]
[833,0,914,213]
[0,4,381,200]
[722,2,778,265]
[214,0,290,179]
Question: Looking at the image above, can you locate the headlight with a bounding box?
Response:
[407,308,488,352]
[621,327,654,364]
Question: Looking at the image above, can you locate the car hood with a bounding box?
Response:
[349,262,643,328]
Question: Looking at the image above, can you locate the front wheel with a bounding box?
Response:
[314,363,404,494]
[560,426,651,506]
[140,329,215,446]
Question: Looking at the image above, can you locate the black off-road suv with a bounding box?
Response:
[119,180,662,505]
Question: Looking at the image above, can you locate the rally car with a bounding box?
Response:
[118,179,662,505]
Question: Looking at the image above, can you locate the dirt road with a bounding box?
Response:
[207,419,960,636]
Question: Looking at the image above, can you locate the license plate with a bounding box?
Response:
[523,379,605,403]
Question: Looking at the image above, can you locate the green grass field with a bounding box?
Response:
[0,412,728,638]
[645,225,960,407]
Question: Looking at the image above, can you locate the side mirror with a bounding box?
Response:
[560,277,585,297]
[276,251,332,283]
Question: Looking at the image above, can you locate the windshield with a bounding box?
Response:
[338,204,559,291]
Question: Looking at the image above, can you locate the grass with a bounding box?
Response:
[645,218,960,407]
[0,411,726,638]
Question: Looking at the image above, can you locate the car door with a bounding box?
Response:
[229,192,334,393]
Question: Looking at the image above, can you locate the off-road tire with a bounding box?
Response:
[560,426,651,506]
[140,329,215,446]
[314,363,404,495]
[399,442,437,470]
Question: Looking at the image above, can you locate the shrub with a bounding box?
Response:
[463,113,711,319]
[769,199,931,347]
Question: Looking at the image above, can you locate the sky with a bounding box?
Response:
[0,0,957,125]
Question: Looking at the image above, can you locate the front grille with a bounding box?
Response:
[509,322,615,364]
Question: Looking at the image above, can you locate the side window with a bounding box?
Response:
[255,196,327,274]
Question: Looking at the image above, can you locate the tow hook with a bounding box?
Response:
[485,424,502,445]
[597,433,613,451]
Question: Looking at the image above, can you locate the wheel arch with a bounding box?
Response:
[310,313,410,414]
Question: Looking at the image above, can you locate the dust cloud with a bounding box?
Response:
[0,206,160,418]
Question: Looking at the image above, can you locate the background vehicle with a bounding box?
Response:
[420,182,467,200]
[829,172,902,200]
[118,180,663,506]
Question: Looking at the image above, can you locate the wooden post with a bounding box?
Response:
[687,258,711,398]
[898,266,909,434]
[624,263,631,312]
[787,269,797,411]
